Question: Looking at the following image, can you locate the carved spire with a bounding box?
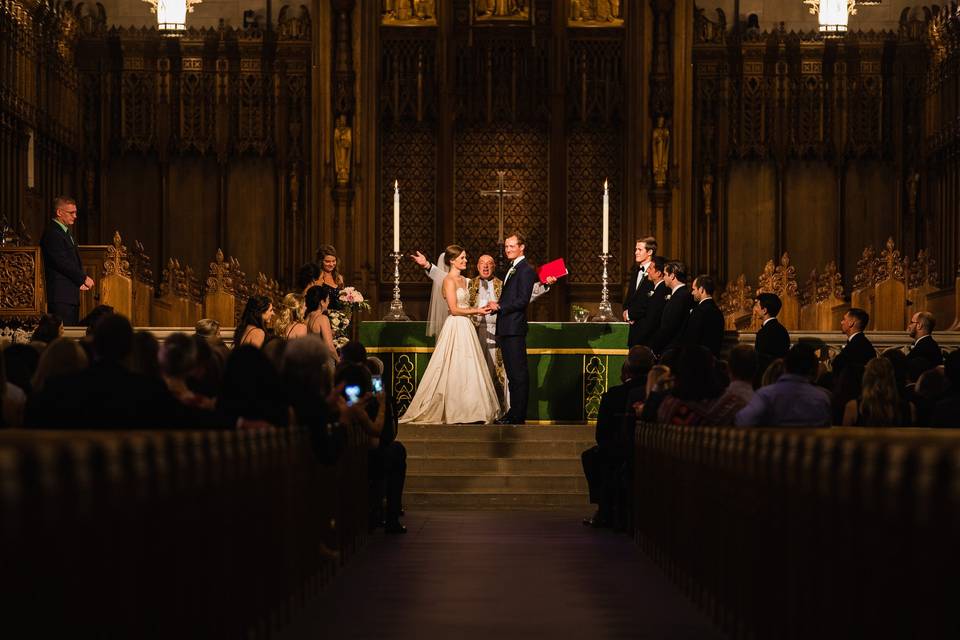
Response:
[103,231,131,277]
[853,246,878,290]
[876,237,905,282]
[719,273,753,316]
[907,249,938,289]
[817,261,845,302]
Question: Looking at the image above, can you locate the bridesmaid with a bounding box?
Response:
[305,285,338,356]
[316,244,345,311]
[235,295,275,348]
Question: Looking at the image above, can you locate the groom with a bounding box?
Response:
[488,233,537,425]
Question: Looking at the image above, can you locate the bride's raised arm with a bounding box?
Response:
[443,277,486,317]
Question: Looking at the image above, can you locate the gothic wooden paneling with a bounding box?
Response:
[727,162,776,280]
[380,126,437,283]
[784,162,837,284]
[844,162,897,283]
[566,127,622,284]
[453,124,550,268]
[227,158,277,280]
[167,157,219,272]
[103,153,161,272]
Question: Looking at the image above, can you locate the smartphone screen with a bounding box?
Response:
[344,384,362,406]
[371,375,383,393]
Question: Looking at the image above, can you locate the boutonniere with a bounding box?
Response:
[665,294,672,300]
[646,290,654,297]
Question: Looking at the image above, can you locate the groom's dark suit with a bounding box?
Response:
[495,256,537,423]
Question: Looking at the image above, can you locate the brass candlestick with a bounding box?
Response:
[383,252,410,321]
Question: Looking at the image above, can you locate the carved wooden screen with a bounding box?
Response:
[453,123,550,265]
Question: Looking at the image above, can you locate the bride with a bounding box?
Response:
[399,245,502,424]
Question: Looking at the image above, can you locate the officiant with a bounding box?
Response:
[411,251,555,414]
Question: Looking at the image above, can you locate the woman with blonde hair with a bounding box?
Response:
[842,357,914,426]
[275,293,308,340]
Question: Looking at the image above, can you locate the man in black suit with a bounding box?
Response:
[39,196,94,326]
[832,307,876,377]
[489,233,538,424]
[682,274,725,356]
[907,311,943,370]
[651,261,694,356]
[631,256,668,348]
[582,346,655,528]
[754,292,791,375]
[622,236,657,347]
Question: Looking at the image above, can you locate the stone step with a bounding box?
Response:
[405,490,590,509]
[407,456,583,475]
[404,440,593,459]
[399,424,595,442]
[406,473,588,492]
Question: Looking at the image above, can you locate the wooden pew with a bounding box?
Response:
[78,244,110,321]
[719,273,755,331]
[152,258,201,326]
[0,246,45,319]
[755,253,801,330]
[97,232,133,318]
[799,261,848,331]
[850,245,878,319]
[0,426,368,638]
[872,237,908,331]
[203,249,247,328]
[130,239,154,326]
[633,424,960,640]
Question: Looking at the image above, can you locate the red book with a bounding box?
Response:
[537,258,569,284]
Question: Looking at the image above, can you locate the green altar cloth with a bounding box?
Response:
[359,321,629,423]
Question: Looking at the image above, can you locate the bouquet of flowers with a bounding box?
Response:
[338,286,371,313]
[328,310,351,350]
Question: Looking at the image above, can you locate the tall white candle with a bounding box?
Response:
[602,179,609,254]
[393,180,400,253]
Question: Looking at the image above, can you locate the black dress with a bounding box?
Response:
[320,282,344,311]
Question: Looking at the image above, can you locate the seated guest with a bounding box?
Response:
[736,344,831,427]
[582,346,655,528]
[217,345,288,429]
[340,340,368,366]
[843,357,914,427]
[305,286,338,356]
[656,346,726,425]
[831,363,864,426]
[929,351,960,428]
[187,334,225,399]
[235,295,275,348]
[914,368,949,428]
[81,304,114,335]
[881,347,911,401]
[195,318,222,342]
[724,344,757,405]
[28,314,178,430]
[316,244,345,310]
[160,333,215,410]
[3,343,41,395]
[364,356,407,534]
[682,275,725,356]
[296,261,322,295]
[760,358,785,387]
[281,335,337,458]
[753,293,790,375]
[31,314,63,345]
[832,308,876,378]
[276,293,308,340]
[1,348,26,428]
[907,311,943,369]
[30,338,88,395]
[130,331,162,381]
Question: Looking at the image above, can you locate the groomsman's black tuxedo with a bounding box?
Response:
[40,221,87,325]
[495,256,537,423]
[832,332,876,377]
[907,335,943,368]
[623,263,655,347]
[632,280,668,348]
[682,297,725,356]
[651,284,694,356]
[755,317,791,373]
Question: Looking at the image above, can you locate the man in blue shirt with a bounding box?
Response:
[735,343,832,427]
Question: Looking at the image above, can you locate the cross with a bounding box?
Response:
[479,170,522,248]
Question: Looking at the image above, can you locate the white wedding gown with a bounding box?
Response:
[399,287,501,424]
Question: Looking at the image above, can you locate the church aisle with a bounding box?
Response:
[279,510,724,639]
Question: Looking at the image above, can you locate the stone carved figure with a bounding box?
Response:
[334,115,352,186]
[476,0,527,19]
[702,174,714,216]
[652,117,670,188]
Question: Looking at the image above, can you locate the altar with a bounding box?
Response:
[360,321,630,423]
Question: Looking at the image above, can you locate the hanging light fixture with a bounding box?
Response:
[803,0,857,36]
[143,0,203,35]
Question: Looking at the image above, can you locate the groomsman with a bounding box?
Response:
[682,275,725,356]
[906,311,943,369]
[630,256,668,348]
[651,261,694,356]
[622,236,657,347]
[754,292,791,375]
[832,308,876,377]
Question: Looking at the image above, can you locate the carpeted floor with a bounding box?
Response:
[278,509,724,639]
